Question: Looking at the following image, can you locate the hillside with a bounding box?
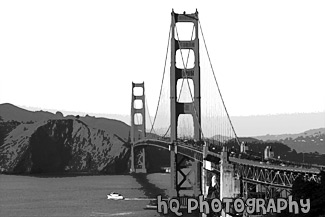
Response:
[0,119,129,174]
[79,115,130,140]
[0,104,133,174]
[255,128,325,154]
[0,103,132,141]
[0,103,165,174]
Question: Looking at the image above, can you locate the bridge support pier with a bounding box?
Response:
[192,160,201,196]
[169,143,202,198]
[130,146,135,173]
[220,146,240,217]
[169,144,178,197]
[135,147,147,173]
[202,143,209,198]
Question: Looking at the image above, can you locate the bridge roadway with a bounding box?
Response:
[134,138,321,175]
[134,138,323,190]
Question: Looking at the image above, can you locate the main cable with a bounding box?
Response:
[149,25,172,134]
[145,91,156,134]
[198,20,241,146]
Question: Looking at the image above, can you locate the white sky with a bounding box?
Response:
[1,0,325,117]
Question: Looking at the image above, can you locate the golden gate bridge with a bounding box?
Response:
[128,9,323,217]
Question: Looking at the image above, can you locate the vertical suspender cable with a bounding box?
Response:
[145,92,155,134]
[198,20,241,146]
[149,25,172,134]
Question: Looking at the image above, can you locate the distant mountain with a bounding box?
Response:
[0,103,56,122]
[230,112,325,136]
[255,128,325,154]
[0,103,132,141]
[255,128,325,141]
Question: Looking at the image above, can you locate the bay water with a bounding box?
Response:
[0,173,171,217]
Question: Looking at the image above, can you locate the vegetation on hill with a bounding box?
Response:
[225,138,325,166]
[255,128,325,154]
[0,119,130,174]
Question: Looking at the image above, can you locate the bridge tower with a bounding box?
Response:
[170,10,201,197]
[130,82,147,173]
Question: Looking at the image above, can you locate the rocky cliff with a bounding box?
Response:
[0,119,130,174]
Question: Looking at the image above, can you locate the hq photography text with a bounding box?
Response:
[156,195,310,216]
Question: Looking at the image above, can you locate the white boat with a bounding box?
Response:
[107,192,124,200]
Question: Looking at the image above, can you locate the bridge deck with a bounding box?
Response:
[229,157,320,174]
[134,138,321,174]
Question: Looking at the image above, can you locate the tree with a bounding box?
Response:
[279,171,325,217]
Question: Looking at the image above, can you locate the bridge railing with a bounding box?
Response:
[266,157,325,171]
[204,142,324,172]
[135,137,324,172]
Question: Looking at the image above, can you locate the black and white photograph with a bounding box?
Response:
[0,1,324,217]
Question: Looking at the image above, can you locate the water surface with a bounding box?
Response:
[0,174,170,217]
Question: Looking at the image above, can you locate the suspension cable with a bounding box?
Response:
[198,20,241,146]
[163,126,170,138]
[145,91,156,134]
[149,25,172,134]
